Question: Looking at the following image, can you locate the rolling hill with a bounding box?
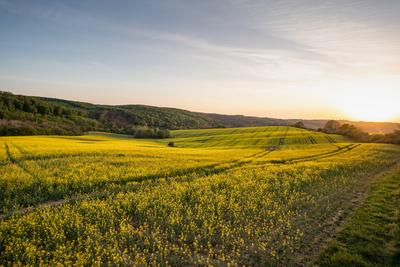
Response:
[0,91,398,136]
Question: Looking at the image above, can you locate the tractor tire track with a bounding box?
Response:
[325,136,336,144]
[278,126,290,146]
[308,136,317,144]
[0,148,276,220]
[4,143,15,164]
[291,144,360,163]
[256,144,360,165]
[5,143,36,178]
[6,143,39,179]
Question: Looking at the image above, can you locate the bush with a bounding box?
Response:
[293,122,305,128]
[123,126,171,139]
[168,142,175,147]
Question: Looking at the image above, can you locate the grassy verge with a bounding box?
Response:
[316,166,400,266]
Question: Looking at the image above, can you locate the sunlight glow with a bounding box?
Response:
[331,78,399,122]
[341,101,397,122]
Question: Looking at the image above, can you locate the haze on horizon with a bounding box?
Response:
[0,0,399,122]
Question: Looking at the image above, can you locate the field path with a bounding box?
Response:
[294,159,400,266]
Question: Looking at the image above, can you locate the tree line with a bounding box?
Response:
[321,120,400,145]
[0,91,170,138]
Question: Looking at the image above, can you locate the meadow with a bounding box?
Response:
[1,126,399,265]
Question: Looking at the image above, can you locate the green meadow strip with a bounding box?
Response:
[316,164,400,267]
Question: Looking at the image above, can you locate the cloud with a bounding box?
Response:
[2,0,399,115]
[0,0,344,83]
[229,0,400,73]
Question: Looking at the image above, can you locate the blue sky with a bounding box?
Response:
[0,0,399,121]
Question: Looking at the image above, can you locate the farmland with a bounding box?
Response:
[1,126,399,265]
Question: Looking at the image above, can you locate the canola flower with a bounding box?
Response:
[1,127,399,265]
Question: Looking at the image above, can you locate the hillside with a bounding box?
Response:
[0,91,398,136]
[0,91,286,136]
[44,97,286,128]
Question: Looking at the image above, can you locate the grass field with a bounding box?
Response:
[1,126,399,265]
[317,165,400,266]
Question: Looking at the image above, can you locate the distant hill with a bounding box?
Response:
[0,91,398,135]
[0,91,285,135]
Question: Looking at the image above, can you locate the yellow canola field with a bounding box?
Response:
[1,127,399,265]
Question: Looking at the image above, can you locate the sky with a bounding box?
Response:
[0,0,399,122]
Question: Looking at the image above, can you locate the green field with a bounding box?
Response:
[1,126,399,265]
[167,126,348,148]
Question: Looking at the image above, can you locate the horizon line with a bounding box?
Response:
[2,89,399,124]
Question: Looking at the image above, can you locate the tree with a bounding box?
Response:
[53,106,63,116]
[381,127,400,144]
[338,124,369,141]
[293,121,305,128]
[156,129,171,138]
[324,120,341,133]
[37,104,50,115]
[23,100,33,113]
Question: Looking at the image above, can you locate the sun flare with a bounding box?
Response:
[330,78,400,122]
[341,103,397,122]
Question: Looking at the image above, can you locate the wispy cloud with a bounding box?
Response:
[0,0,343,83]
[229,0,400,72]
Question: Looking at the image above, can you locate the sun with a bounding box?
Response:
[336,91,398,122]
[341,102,396,122]
[330,78,399,122]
